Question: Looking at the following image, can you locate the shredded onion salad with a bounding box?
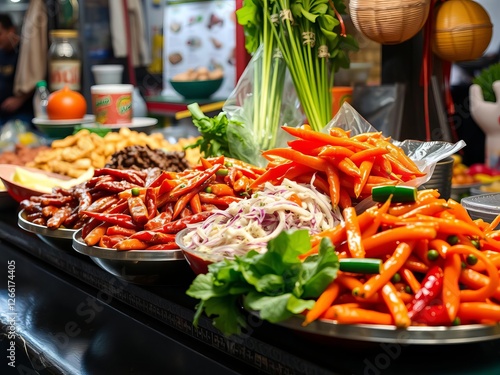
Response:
[180,177,343,261]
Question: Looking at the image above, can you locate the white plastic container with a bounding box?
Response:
[91,84,133,124]
[461,193,500,228]
[91,64,124,85]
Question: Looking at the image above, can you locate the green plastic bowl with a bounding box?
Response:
[169,78,223,99]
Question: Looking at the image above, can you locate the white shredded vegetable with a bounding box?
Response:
[179,178,343,261]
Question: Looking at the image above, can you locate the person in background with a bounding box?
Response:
[0,13,33,126]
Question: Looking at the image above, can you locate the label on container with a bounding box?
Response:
[49,60,81,91]
[92,92,132,125]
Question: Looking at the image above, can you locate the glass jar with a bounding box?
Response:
[48,29,81,92]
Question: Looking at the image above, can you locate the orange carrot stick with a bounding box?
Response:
[343,206,365,258]
[442,253,462,321]
[381,282,411,328]
[353,241,414,299]
[303,281,340,326]
[448,244,500,302]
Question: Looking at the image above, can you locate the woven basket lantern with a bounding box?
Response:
[432,0,492,62]
[349,0,431,45]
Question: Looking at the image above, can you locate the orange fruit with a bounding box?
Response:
[46,86,87,120]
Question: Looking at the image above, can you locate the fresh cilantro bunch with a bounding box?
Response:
[185,102,263,166]
[184,102,232,157]
[186,230,339,336]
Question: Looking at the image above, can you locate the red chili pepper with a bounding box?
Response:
[146,243,179,250]
[87,175,114,188]
[114,238,148,251]
[412,304,452,326]
[106,225,137,237]
[198,192,242,208]
[128,196,149,226]
[144,211,173,230]
[41,196,74,207]
[158,179,178,196]
[152,211,212,234]
[169,164,221,199]
[407,266,444,319]
[82,211,137,230]
[63,207,80,228]
[42,206,60,218]
[85,196,119,213]
[47,206,72,229]
[99,235,127,248]
[130,230,176,244]
[94,168,146,186]
[148,171,170,188]
[145,187,157,219]
[74,186,92,213]
[94,180,138,193]
[249,162,294,188]
[208,183,235,196]
[233,176,251,193]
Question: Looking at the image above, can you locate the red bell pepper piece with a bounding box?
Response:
[407,266,444,319]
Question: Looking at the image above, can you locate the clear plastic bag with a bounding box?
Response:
[0,120,45,152]
[325,102,466,187]
[223,44,305,167]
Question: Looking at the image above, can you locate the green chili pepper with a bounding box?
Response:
[205,186,212,194]
[216,169,229,176]
[371,185,417,203]
[131,187,140,196]
[224,161,233,167]
[339,258,382,274]
[427,249,440,261]
[470,239,480,249]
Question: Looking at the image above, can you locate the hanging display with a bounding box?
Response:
[432,0,492,62]
[349,0,431,45]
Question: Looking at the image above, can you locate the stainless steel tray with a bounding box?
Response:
[72,229,192,284]
[269,314,500,345]
[18,209,76,239]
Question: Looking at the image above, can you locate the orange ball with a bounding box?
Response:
[432,0,492,62]
[46,86,87,120]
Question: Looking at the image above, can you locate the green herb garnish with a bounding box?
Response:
[186,229,339,336]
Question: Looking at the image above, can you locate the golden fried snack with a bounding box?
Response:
[26,128,202,177]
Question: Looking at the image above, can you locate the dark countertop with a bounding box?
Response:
[1,210,500,374]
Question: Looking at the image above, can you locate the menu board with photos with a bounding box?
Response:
[162,0,237,99]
